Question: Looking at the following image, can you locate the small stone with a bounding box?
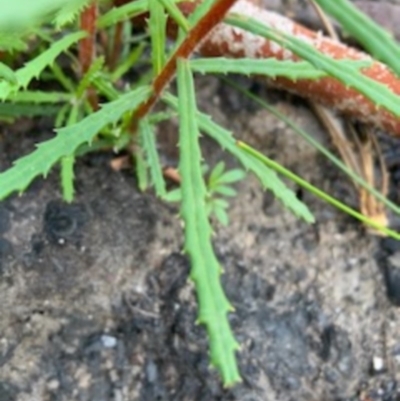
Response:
[372,356,385,373]
[100,334,117,348]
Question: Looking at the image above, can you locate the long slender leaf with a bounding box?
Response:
[191,57,369,80]
[139,118,166,197]
[8,90,73,103]
[61,155,75,202]
[0,103,60,117]
[148,0,167,74]
[225,78,400,217]
[176,58,240,386]
[237,141,400,239]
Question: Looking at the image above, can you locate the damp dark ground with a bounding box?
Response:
[2,74,400,401]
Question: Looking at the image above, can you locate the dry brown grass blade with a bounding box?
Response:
[308,0,389,234]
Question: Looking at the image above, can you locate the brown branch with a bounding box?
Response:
[79,2,99,110]
[129,0,239,132]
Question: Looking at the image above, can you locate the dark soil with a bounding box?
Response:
[1,75,400,401]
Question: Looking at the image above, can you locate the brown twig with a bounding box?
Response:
[79,2,99,110]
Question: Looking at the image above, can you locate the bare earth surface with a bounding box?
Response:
[1,72,400,401]
[4,0,400,390]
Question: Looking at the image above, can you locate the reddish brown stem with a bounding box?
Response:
[108,22,123,71]
[129,0,239,132]
[79,2,99,110]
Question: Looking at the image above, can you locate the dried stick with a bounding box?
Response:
[171,0,400,137]
[79,2,99,110]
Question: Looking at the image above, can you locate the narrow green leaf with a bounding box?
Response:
[8,90,73,103]
[0,85,151,199]
[134,144,149,192]
[213,205,229,226]
[315,0,400,77]
[214,185,237,197]
[217,169,246,184]
[237,140,400,239]
[50,62,76,93]
[149,0,167,74]
[97,0,148,28]
[226,15,400,117]
[61,155,75,202]
[139,118,167,198]
[176,58,240,386]
[0,103,60,117]
[191,57,369,80]
[163,188,181,202]
[163,93,315,223]
[209,161,225,186]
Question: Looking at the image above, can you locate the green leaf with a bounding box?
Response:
[226,15,400,117]
[315,0,400,77]
[163,93,315,223]
[61,155,75,202]
[97,0,148,28]
[139,118,167,198]
[134,143,149,192]
[217,168,246,184]
[8,90,73,103]
[0,85,152,199]
[163,188,182,202]
[208,161,225,186]
[212,198,229,209]
[176,58,240,386]
[214,185,237,197]
[148,0,167,74]
[191,57,368,80]
[0,103,60,117]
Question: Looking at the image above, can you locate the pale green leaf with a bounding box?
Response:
[176,58,240,386]
[191,57,368,80]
